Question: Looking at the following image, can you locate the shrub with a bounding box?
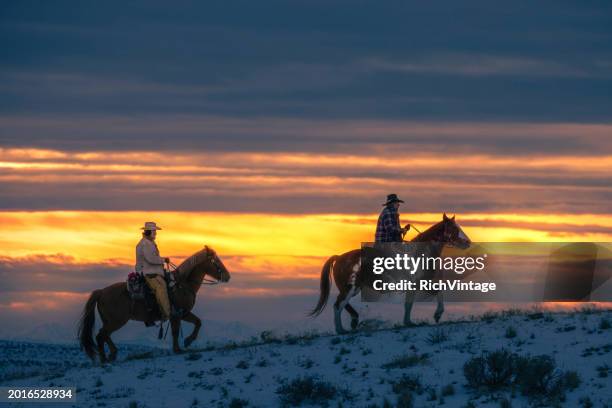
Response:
[382,353,429,369]
[463,349,516,389]
[236,360,249,369]
[426,387,437,401]
[596,364,610,378]
[426,328,448,345]
[228,398,249,408]
[441,384,455,396]
[276,376,338,406]
[499,398,511,408]
[396,392,413,408]
[563,370,581,389]
[600,318,611,330]
[505,326,517,339]
[464,349,581,403]
[391,374,423,395]
[514,354,557,395]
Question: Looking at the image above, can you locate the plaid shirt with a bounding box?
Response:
[375,205,403,242]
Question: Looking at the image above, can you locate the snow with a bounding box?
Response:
[1,309,611,407]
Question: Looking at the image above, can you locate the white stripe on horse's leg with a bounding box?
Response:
[335,286,357,334]
[404,290,415,326]
[434,291,445,323]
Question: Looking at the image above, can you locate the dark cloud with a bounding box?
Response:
[1,1,611,213]
[1,1,612,136]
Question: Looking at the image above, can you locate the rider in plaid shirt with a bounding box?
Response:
[375,194,409,242]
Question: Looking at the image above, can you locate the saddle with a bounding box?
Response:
[127,271,180,326]
[127,272,146,300]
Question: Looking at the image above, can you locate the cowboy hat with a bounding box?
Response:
[382,193,405,206]
[140,221,162,231]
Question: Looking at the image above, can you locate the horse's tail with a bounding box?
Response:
[308,255,338,317]
[78,289,102,360]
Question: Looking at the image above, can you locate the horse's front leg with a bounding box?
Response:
[403,290,416,326]
[182,311,202,349]
[170,317,182,353]
[434,291,444,323]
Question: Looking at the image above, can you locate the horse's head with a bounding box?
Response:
[201,246,231,283]
[441,213,471,249]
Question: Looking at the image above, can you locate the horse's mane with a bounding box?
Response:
[175,247,209,280]
[411,221,444,242]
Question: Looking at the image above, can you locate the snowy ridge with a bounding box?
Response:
[1,309,611,407]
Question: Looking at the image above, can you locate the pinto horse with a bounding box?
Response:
[309,214,471,333]
[78,246,230,362]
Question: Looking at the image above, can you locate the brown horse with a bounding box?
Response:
[309,214,471,333]
[78,246,230,362]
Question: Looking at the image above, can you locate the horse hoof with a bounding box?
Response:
[184,338,193,348]
[350,320,359,330]
[173,348,184,354]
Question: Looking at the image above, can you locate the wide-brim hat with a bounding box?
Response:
[382,193,404,206]
[141,221,162,231]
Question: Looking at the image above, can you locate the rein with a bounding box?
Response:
[409,224,422,234]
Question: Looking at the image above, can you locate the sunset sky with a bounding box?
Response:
[1,1,611,338]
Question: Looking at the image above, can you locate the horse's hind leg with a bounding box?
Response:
[345,303,359,330]
[96,329,108,363]
[182,312,201,349]
[333,293,348,334]
[106,335,118,362]
[99,319,128,363]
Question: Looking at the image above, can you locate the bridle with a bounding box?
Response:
[202,246,226,285]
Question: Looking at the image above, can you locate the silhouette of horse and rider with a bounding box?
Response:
[78,194,471,361]
[78,222,230,362]
[309,194,471,334]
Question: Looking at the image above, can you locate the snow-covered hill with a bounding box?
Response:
[1,309,611,407]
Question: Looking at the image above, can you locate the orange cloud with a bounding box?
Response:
[0,211,611,267]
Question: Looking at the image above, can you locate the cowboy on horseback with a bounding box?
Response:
[135,221,172,326]
[375,194,410,243]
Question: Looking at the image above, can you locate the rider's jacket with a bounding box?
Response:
[135,237,165,275]
[375,205,403,243]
